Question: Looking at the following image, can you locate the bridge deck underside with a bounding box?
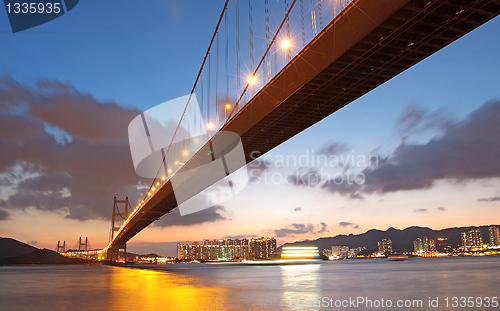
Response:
[112,0,500,246]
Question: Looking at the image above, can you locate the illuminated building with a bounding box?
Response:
[378,239,393,253]
[249,237,277,259]
[348,247,366,258]
[461,228,484,251]
[331,246,349,259]
[413,237,437,253]
[177,243,190,260]
[177,237,274,260]
[241,238,249,259]
[489,226,500,247]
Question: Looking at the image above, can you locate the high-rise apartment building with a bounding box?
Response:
[177,237,275,260]
[489,226,500,247]
[331,246,349,258]
[461,228,484,250]
[413,237,437,253]
[378,239,393,253]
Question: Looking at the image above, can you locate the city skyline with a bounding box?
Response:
[0,1,500,257]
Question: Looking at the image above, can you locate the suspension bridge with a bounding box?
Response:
[57,0,500,262]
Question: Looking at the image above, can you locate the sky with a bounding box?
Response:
[0,0,499,256]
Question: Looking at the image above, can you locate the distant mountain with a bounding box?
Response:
[0,237,37,260]
[0,249,92,265]
[279,225,498,253]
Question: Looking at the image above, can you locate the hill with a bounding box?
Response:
[0,249,92,265]
[279,225,498,253]
[0,237,37,260]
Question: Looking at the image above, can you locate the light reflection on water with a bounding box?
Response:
[1,256,500,310]
[280,264,321,307]
[0,265,235,311]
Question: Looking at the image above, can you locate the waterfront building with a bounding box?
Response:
[177,243,190,260]
[250,237,277,259]
[414,237,437,253]
[461,228,484,251]
[378,239,393,253]
[177,237,275,260]
[331,246,349,259]
[489,226,500,247]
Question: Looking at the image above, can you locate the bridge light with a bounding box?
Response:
[282,39,290,49]
[175,161,178,165]
[167,169,172,173]
[161,176,165,180]
[156,182,160,186]
[249,76,256,84]
[207,122,214,130]
[152,187,155,191]
[148,192,151,196]
[225,104,231,110]
[182,150,189,156]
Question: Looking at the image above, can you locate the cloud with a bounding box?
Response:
[248,159,272,183]
[287,168,321,187]
[317,142,349,156]
[27,241,37,246]
[0,208,9,220]
[273,223,315,237]
[322,100,500,197]
[437,207,446,211]
[316,222,328,234]
[397,104,452,134]
[353,225,359,229]
[477,196,500,202]
[414,208,427,213]
[294,207,302,212]
[153,205,227,227]
[322,176,363,199]
[0,77,146,220]
[339,221,353,227]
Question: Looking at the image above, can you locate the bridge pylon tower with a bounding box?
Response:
[78,237,88,252]
[56,240,66,253]
[107,196,129,262]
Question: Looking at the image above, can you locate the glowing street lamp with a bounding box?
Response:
[282,39,290,49]
[225,103,231,122]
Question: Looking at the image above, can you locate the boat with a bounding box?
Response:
[387,254,410,261]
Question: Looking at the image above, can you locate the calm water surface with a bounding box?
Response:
[0,256,499,310]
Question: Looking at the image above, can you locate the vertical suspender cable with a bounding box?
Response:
[225,9,228,102]
[249,0,253,99]
[216,33,219,127]
[318,0,323,31]
[208,54,211,124]
[200,70,203,120]
[274,32,277,75]
[236,0,240,109]
[300,0,305,47]
[311,0,317,36]
[265,0,270,82]
[285,0,290,61]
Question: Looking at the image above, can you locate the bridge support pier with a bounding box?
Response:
[107,196,129,262]
[107,243,127,262]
